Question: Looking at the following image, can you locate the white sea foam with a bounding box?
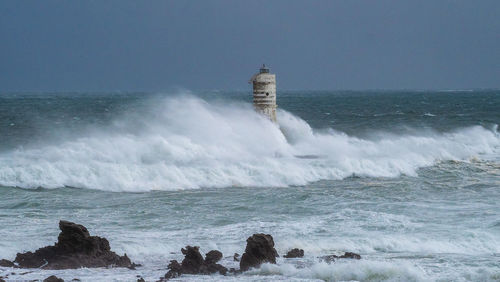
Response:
[0,95,498,192]
[246,260,427,282]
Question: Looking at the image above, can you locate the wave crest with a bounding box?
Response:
[0,95,498,191]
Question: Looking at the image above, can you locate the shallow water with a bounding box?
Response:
[0,90,499,281]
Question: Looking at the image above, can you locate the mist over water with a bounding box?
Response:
[0,90,499,281]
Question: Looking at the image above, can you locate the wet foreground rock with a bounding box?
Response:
[2,225,362,280]
[340,252,361,259]
[284,248,304,258]
[240,234,279,271]
[162,246,227,280]
[0,259,14,267]
[44,275,64,282]
[320,252,362,263]
[8,220,135,269]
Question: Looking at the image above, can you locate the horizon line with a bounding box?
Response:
[1,88,499,94]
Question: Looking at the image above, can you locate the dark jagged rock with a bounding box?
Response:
[13,220,134,269]
[339,252,361,259]
[284,248,304,258]
[0,278,5,282]
[240,234,279,271]
[204,250,222,265]
[43,275,64,282]
[320,252,361,263]
[233,253,240,262]
[128,262,142,270]
[164,260,182,279]
[137,278,145,282]
[180,246,205,274]
[163,246,227,280]
[0,259,14,267]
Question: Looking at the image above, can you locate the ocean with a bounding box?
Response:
[0,90,499,281]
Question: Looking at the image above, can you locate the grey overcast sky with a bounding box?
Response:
[0,0,499,91]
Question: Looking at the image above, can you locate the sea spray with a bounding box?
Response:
[0,95,498,192]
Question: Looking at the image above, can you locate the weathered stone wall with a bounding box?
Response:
[252,73,277,122]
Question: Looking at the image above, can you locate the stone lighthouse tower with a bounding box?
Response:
[249,64,277,122]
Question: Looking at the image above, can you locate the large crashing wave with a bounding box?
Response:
[0,95,498,192]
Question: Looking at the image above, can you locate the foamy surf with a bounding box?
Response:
[0,95,498,192]
[248,260,427,282]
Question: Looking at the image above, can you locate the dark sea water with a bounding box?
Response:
[0,90,499,281]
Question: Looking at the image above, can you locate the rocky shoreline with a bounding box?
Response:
[0,221,361,281]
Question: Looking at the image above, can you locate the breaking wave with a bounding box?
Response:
[248,260,427,282]
[0,95,498,192]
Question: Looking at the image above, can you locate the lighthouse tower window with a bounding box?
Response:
[266,92,269,96]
